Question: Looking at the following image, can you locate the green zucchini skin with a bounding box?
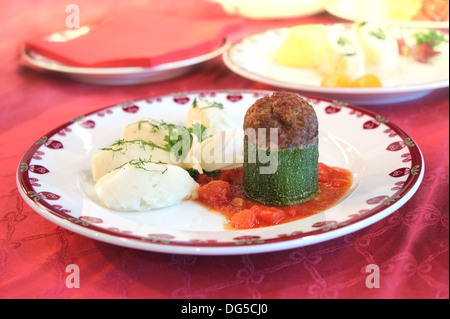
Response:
[243,138,319,206]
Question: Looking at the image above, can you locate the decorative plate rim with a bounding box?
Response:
[16,89,425,255]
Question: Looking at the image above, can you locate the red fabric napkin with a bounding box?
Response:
[24,14,243,68]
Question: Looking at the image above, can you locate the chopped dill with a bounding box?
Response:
[337,36,357,56]
[162,122,209,160]
[114,157,168,174]
[414,29,445,48]
[205,169,221,177]
[129,119,177,133]
[100,139,164,153]
[185,168,221,179]
[186,168,199,179]
[163,126,191,159]
[200,101,224,110]
[189,122,209,142]
[369,28,386,40]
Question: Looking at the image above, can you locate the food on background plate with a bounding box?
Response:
[417,0,449,21]
[395,28,447,63]
[382,0,424,21]
[275,24,368,81]
[275,21,447,87]
[274,24,330,69]
[321,73,382,87]
[318,23,366,80]
[382,0,449,22]
[242,92,319,206]
[92,93,353,230]
[275,23,391,87]
[356,21,399,69]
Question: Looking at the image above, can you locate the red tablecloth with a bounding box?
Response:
[1,0,448,300]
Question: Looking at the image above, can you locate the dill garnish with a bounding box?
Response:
[414,29,445,48]
[369,28,386,40]
[129,119,177,133]
[162,122,209,160]
[337,36,357,56]
[200,101,224,110]
[101,139,164,153]
[114,157,168,174]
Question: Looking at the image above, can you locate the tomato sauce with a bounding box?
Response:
[194,163,353,229]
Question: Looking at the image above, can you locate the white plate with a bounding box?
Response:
[222,28,449,105]
[211,0,325,20]
[20,39,230,85]
[16,90,424,255]
[324,0,450,29]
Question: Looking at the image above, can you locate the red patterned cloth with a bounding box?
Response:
[0,0,448,299]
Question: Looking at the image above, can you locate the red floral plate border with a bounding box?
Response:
[16,90,424,255]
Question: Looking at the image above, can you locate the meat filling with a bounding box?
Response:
[243,92,318,150]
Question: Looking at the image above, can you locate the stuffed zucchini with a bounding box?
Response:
[243,92,319,206]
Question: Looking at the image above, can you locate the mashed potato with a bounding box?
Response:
[91,140,177,182]
[95,160,199,211]
[121,119,170,146]
[183,99,234,133]
[92,98,241,212]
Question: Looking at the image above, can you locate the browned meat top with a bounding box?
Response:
[243,92,318,149]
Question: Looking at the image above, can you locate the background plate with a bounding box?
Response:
[324,0,450,29]
[20,39,230,85]
[222,28,449,105]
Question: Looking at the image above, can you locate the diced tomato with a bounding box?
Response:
[256,206,287,225]
[285,206,307,217]
[411,42,440,63]
[231,197,245,207]
[196,162,353,230]
[197,180,231,206]
[229,209,258,229]
[218,167,243,184]
[332,178,350,188]
[397,38,410,56]
[196,173,213,185]
[285,206,298,216]
[229,205,287,229]
[318,163,332,183]
[420,0,449,21]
